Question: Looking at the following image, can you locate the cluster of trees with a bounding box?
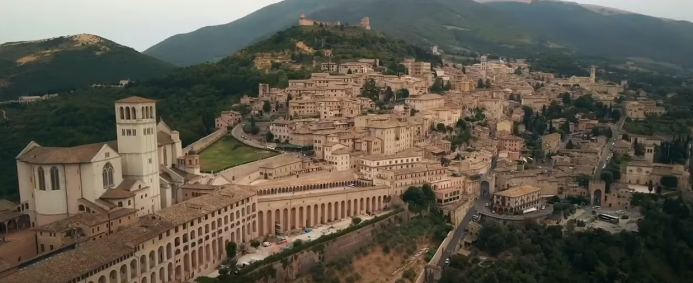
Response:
[476,79,492,89]
[656,135,690,165]
[449,119,473,151]
[440,195,693,283]
[402,184,436,212]
[430,78,452,93]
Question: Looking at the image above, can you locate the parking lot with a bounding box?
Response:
[568,206,640,233]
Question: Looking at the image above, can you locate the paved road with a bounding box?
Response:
[436,205,477,267]
[231,123,265,149]
[594,110,626,178]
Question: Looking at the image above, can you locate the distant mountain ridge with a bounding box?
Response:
[143,0,693,70]
[0,34,174,100]
[474,0,637,16]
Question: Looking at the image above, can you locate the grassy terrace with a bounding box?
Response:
[199,135,277,172]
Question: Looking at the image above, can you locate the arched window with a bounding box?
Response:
[131,107,137,120]
[163,147,168,166]
[103,163,114,188]
[125,107,131,120]
[119,107,124,120]
[37,167,46,191]
[142,107,146,119]
[149,106,154,119]
[50,167,60,190]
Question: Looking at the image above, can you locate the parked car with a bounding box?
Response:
[445,258,450,265]
[262,242,272,247]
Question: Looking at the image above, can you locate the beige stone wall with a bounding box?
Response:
[183,128,228,153]
[0,230,36,268]
[219,154,292,184]
[246,209,408,283]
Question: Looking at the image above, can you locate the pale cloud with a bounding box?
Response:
[0,0,689,51]
[571,0,692,22]
[0,0,282,50]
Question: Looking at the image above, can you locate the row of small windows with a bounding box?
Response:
[119,106,154,120]
[121,127,155,136]
[122,129,137,136]
[37,167,60,191]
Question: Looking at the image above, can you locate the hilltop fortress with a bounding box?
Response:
[298,13,371,30]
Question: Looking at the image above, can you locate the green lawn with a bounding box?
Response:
[199,135,277,172]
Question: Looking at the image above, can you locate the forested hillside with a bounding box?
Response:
[145,0,693,70]
[0,35,174,99]
[0,25,437,200]
[143,0,340,66]
[487,1,693,68]
[442,195,693,283]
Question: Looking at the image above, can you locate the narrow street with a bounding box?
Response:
[436,206,477,267]
[594,111,626,178]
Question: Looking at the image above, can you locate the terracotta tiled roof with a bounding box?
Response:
[169,167,201,181]
[155,185,255,225]
[34,208,137,232]
[157,131,175,145]
[495,185,541,198]
[0,200,17,212]
[99,188,135,199]
[0,224,163,283]
[17,142,112,164]
[115,96,156,103]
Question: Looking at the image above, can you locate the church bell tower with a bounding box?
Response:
[114,96,162,214]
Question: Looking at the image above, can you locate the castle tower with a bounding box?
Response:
[480,55,488,80]
[259,83,270,99]
[644,144,655,163]
[114,96,162,214]
[590,65,596,83]
[360,17,371,30]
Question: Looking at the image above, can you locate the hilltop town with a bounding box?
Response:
[0,16,690,283]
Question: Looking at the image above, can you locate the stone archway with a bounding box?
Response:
[480,181,490,197]
[592,189,603,206]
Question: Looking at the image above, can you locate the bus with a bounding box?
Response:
[597,213,619,224]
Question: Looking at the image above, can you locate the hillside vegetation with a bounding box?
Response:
[443,195,693,283]
[0,25,435,200]
[144,0,693,70]
[487,1,693,68]
[0,34,174,100]
[143,0,340,66]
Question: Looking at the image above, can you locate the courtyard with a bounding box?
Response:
[199,135,278,172]
[200,212,385,280]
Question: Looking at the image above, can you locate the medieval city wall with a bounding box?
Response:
[183,128,228,153]
[250,209,410,283]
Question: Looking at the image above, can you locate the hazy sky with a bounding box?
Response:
[1,0,691,51]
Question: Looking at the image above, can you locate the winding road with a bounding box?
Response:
[436,205,477,267]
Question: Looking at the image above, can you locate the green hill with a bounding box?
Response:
[0,34,174,100]
[486,1,693,69]
[144,0,693,70]
[143,0,340,66]
[0,25,434,200]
